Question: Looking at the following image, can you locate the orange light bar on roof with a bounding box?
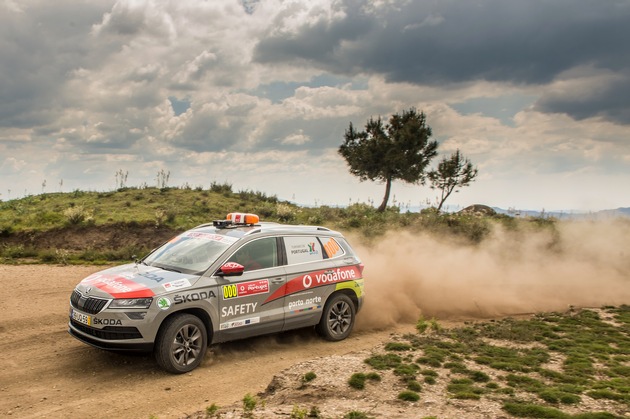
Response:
[226,213,260,225]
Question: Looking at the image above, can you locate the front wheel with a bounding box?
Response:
[154,313,208,374]
[316,293,356,341]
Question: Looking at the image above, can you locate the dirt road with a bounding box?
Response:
[0,265,414,419]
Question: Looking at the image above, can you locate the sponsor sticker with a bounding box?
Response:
[219,316,260,330]
[288,296,322,311]
[81,273,155,298]
[157,297,171,310]
[264,265,362,304]
[173,291,216,304]
[163,278,192,292]
[222,279,269,300]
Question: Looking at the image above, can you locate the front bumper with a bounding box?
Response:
[68,320,153,352]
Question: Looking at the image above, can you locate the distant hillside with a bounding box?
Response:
[492,207,630,219]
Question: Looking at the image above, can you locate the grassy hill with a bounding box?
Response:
[0,184,546,264]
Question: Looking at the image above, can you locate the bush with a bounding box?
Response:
[348,373,367,390]
[397,390,420,402]
[63,205,93,225]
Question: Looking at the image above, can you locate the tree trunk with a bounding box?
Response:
[377,177,392,212]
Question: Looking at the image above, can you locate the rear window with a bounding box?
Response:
[320,237,344,258]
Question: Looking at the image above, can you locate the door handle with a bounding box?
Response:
[271,277,284,284]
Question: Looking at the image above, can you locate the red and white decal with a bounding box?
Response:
[223,279,269,300]
[81,274,155,298]
[264,265,362,304]
[238,279,269,297]
[163,278,192,292]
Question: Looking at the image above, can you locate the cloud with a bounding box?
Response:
[254,0,630,124]
[0,0,628,210]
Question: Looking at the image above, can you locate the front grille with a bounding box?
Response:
[70,289,109,314]
[70,319,143,340]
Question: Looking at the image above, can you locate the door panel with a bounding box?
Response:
[215,237,286,341]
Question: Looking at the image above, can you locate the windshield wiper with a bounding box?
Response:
[158,265,182,273]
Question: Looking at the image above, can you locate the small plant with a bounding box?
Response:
[385,342,413,351]
[407,379,422,392]
[366,372,381,382]
[302,371,317,383]
[205,402,219,417]
[348,373,367,389]
[242,393,257,416]
[344,411,370,419]
[398,390,420,402]
[291,404,308,419]
[276,203,297,222]
[308,406,321,418]
[364,353,402,370]
[429,317,442,333]
[63,205,93,225]
[416,315,429,334]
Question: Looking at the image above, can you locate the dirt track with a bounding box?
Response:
[0,265,414,419]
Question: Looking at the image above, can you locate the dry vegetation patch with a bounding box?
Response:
[184,307,630,419]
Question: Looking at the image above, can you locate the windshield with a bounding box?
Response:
[143,231,237,274]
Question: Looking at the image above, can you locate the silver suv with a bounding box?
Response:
[68,213,365,373]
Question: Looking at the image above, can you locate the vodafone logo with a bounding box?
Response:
[303,274,313,289]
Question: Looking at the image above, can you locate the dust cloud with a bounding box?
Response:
[353,219,630,331]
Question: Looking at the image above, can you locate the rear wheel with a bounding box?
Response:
[154,313,207,374]
[316,293,355,341]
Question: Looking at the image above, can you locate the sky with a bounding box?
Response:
[1,0,629,212]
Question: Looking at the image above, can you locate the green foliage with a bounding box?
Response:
[385,342,413,351]
[406,379,422,392]
[63,205,93,225]
[344,411,370,419]
[205,403,219,416]
[339,108,438,211]
[0,184,567,263]
[364,353,402,370]
[242,393,257,414]
[502,402,569,418]
[428,149,478,212]
[302,371,317,383]
[291,405,308,419]
[348,373,367,389]
[397,390,420,402]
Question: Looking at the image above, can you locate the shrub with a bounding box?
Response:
[398,390,420,402]
[302,371,317,383]
[242,393,257,415]
[348,373,367,389]
[344,411,370,419]
[63,205,93,225]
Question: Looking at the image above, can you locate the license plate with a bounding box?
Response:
[71,309,91,326]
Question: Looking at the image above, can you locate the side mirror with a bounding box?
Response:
[217,262,245,277]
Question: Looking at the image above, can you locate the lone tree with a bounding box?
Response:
[428,150,478,212]
[339,108,438,212]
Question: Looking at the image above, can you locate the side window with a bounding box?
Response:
[284,236,324,265]
[227,237,278,271]
[320,237,344,259]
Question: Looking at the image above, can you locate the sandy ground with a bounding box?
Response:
[0,265,414,419]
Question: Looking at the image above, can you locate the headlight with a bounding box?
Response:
[109,298,153,309]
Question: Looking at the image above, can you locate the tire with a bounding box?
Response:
[316,293,356,341]
[154,313,208,374]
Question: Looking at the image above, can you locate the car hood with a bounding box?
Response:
[76,263,200,299]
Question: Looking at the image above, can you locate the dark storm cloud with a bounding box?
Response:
[535,77,630,125]
[254,0,630,123]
